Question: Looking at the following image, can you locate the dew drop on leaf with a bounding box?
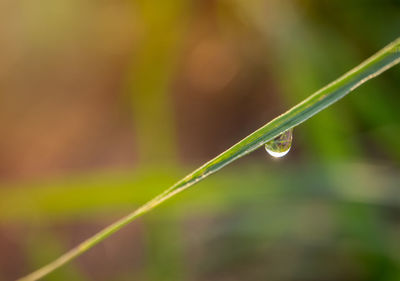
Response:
[265,129,293,158]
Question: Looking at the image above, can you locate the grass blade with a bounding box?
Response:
[18,37,400,281]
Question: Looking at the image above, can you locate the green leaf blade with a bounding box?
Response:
[18,37,400,281]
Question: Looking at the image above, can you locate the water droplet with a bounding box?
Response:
[265,129,293,158]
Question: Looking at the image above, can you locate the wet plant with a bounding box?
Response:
[18,37,400,281]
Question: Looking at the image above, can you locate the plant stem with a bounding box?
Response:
[17,37,400,281]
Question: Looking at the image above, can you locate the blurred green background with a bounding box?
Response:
[1,0,400,280]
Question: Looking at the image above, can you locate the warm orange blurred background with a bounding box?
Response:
[1,0,400,280]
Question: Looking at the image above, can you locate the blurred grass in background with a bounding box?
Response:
[1,0,400,280]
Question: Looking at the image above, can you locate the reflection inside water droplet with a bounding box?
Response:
[265,129,293,158]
